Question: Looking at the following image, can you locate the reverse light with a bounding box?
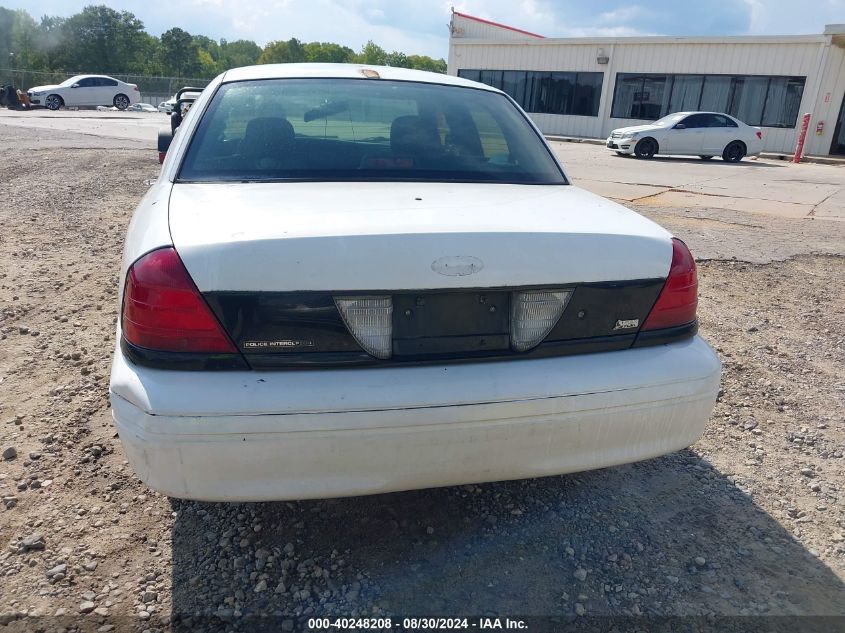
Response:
[122,247,237,353]
[335,296,393,359]
[642,238,698,330]
[510,289,572,352]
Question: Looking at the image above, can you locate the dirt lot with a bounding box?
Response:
[1,123,844,632]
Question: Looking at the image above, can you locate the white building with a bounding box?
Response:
[447,11,845,157]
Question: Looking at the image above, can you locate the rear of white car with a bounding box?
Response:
[110,64,720,501]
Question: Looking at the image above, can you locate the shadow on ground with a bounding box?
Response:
[169,449,845,631]
[614,154,783,167]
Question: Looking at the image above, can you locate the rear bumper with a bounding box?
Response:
[110,336,720,501]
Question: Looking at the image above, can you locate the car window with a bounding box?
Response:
[716,114,738,127]
[101,78,118,87]
[77,77,96,88]
[653,113,685,127]
[680,113,708,128]
[178,78,566,184]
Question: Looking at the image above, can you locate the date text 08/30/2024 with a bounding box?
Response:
[307,617,528,630]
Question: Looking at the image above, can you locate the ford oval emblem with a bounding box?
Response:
[431,255,484,277]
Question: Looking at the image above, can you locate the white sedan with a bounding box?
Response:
[157,97,176,114]
[607,111,763,162]
[110,63,720,501]
[27,74,140,111]
[127,102,158,113]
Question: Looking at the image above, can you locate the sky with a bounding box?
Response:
[5,0,845,59]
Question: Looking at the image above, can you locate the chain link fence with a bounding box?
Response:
[0,68,212,105]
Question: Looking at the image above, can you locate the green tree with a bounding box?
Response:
[384,50,408,68]
[0,5,447,81]
[259,37,306,64]
[303,41,354,63]
[159,27,199,77]
[406,54,447,73]
[356,40,387,66]
[51,5,149,73]
[219,39,261,69]
[0,8,12,64]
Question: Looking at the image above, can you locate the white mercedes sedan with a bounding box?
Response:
[27,74,141,111]
[110,64,720,501]
[607,111,763,161]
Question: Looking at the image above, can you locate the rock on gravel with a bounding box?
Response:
[2,446,16,460]
[18,533,45,552]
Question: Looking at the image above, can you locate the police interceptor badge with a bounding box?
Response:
[613,319,639,330]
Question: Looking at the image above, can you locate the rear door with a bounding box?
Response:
[700,114,731,154]
[99,77,119,105]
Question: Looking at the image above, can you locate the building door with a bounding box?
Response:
[831,92,845,155]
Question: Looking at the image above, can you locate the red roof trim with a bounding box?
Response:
[452,10,545,39]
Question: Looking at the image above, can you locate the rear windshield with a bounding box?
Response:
[177,78,566,184]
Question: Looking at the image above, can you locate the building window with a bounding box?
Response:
[762,77,805,128]
[457,69,603,117]
[611,73,806,128]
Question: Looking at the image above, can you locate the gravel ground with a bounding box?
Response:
[1,124,844,632]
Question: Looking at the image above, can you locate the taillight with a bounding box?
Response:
[158,151,166,164]
[756,130,762,139]
[132,84,139,92]
[122,247,236,353]
[642,238,697,330]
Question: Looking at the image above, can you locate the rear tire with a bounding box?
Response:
[634,137,657,159]
[45,94,63,111]
[722,141,745,163]
[113,94,130,110]
[699,155,714,160]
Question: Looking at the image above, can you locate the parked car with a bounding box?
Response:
[607,111,763,162]
[27,74,140,111]
[158,89,201,115]
[158,97,176,114]
[157,87,204,163]
[111,63,721,501]
[128,102,158,113]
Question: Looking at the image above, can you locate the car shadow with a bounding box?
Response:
[621,154,784,168]
[169,449,845,630]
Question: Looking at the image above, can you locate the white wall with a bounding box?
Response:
[449,15,845,155]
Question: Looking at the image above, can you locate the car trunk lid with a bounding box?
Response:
[169,181,671,292]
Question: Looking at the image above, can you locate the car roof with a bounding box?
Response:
[68,74,119,81]
[220,63,497,92]
[669,111,735,117]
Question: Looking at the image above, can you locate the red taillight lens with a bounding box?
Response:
[158,151,166,164]
[122,247,236,353]
[642,238,697,331]
[756,130,762,139]
[133,84,140,91]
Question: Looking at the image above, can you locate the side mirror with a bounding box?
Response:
[157,128,173,164]
[674,123,686,130]
[71,84,80,89]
